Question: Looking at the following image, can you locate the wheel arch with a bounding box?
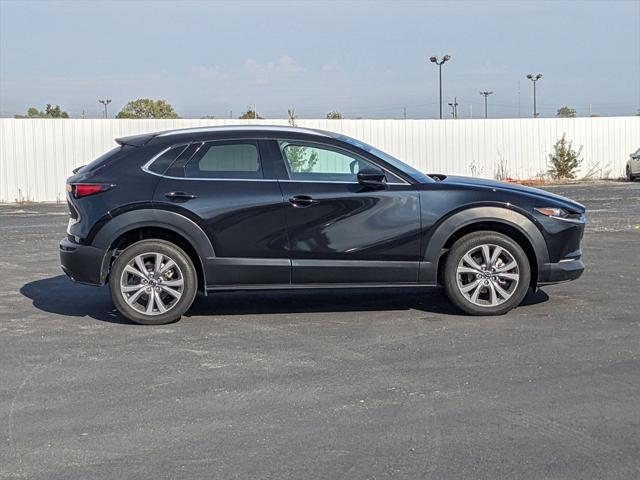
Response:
[92,209,214,291]
[423,206,549,287]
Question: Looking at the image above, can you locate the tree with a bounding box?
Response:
[15,104,69,118]
[556,106,577,118]
[326,111,343,119]
[284,145,318,173]
[238,108,263,119]
[547,133,583,179]
[116,98,180,119]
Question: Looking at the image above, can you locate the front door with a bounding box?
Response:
[153,139,290,286]
[273,139,421,284]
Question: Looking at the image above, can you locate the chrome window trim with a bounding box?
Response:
[141,143,191,175]
[278,179,409,186]
[142,137,412,185]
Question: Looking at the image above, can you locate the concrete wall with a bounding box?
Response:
[1,117,638,202]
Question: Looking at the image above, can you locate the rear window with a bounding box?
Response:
[79,146,124,173]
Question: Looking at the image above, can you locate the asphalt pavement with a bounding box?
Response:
[1,182,639,479]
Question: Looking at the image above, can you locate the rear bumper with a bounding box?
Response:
[59,237,107,286]
[538,258,584,285]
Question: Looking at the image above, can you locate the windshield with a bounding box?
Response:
[336,135,434,183]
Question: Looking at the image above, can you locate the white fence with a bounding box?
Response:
[1,117,638,202]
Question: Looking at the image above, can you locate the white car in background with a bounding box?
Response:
[627,148,640,181]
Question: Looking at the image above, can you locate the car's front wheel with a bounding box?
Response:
[627,166,636,182]
[109,239,198,325]
[443,231,531,315]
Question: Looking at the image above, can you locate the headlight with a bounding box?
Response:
[535,207,583,221]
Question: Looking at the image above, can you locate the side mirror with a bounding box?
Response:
[357,167,387,189]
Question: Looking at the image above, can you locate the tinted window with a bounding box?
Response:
[280,141,401,182]
[80,146,124,173]
[147,145,188,174]
[184,142,262,179]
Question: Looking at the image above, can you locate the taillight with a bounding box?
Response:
[67,183,114,198]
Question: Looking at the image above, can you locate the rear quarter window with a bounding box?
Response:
[147,145,189,175]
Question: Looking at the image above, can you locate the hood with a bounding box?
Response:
[439,175,586,213]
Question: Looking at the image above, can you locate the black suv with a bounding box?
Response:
[60,126,585,324]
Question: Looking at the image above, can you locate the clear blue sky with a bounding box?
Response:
[1,0,638,119]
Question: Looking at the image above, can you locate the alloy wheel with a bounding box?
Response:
[456,244,520,307]
[119,252,184,316]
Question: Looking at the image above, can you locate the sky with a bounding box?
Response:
[0,0,639,119]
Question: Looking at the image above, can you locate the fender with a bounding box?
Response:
[92,209,216,286]
[419,206,549,284]
[93,208,216,258]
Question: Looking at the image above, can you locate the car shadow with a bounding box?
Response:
[21,275,550,324]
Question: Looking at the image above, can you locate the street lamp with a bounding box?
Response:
[526,74,542,118]
[430,54,451,119]
[479,91,493,119]
[98,98,112,119]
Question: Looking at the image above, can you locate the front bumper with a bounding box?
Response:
[538,258,585,285]
[59,237,108,286]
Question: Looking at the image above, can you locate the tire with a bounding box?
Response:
[443,231,531,316]
[109,239,198,325]
[627,166,637,182]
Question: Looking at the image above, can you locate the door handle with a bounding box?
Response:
[165,191,197,200]
[289,195,319,208]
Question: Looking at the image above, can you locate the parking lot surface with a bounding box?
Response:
[1,182,639,480]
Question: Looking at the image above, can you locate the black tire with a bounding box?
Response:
[109,239,197,325]
[443,231,531,316]
[627,166,637,182]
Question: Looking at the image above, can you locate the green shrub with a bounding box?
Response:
[548,134,582,179]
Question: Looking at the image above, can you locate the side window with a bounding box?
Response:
[279,141,400,182]
[147,145,188,175]
[184,142,262,179]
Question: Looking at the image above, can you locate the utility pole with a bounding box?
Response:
[287,108,296,126]
[448,96,459,119]
[98,98,112,119]
[403,107,407,120]
[480,91,493,119]
[429,54,451,119]
[254,103,257,120]
[526,73,543,118]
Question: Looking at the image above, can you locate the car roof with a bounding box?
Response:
[116,125,335,147]
[156,125,333,138]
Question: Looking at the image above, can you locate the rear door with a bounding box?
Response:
[273,139,421,284]
[152,139,290,286]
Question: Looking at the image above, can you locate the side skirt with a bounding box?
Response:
[206,282,438,292]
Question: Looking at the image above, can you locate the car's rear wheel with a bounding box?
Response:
[109,240,197,325]
[443,231,531,315]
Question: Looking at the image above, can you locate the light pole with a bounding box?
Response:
[98,98,112,119]
[429,54,451,119]
[479,91,493,119]
[526,74,542,117]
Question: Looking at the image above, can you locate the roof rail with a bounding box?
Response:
[155,125,331,137]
